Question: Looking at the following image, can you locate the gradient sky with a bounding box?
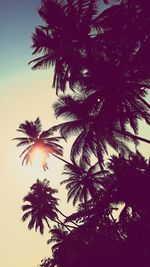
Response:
[0,1,68,267]
[0,1,150,267]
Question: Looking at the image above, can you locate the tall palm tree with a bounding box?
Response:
[12,117,69,170]
[29,0,108,93]
[30,0,150,98]
[22,179,76,234]
[22,179,59,234]
[51,94,150,169]
[61,160,107,206]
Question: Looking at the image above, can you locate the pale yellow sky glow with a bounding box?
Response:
[0,69,71,267]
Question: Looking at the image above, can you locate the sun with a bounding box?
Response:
[32,147,44,163]
[31,146,49,171]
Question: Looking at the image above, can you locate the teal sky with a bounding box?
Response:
[0,0,41,79]
[0,1,150,267]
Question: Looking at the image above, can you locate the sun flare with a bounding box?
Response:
[32,148,44,162]
[31,147,48,170]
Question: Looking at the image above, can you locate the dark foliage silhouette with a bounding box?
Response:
[51,93,150,170]
[22,179,59,234]
[61,160,107,206]
[22,179,75,234]
[29,0,104,93]
[42,153,150,267]
[51,94,133,168]
[39,258,53,267]
[47,225,68,252]
[107,152,150,223]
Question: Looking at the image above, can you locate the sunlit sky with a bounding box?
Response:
[0,1,70,267]
[0,1,150,267]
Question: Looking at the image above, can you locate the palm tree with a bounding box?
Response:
[28,1,150,171]
[42,0,150,146]
[22,179,59,234]
[22,179,76,234]
[51,94,150,170]
[61,160,107,206]
[30,0,150,100]
[12,117,71,170]
[29,0,109,93]
[74,55,150,137]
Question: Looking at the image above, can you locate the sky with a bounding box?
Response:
[0,1,150,267]
[0,1,69,267]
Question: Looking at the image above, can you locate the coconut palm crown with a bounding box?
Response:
[29,0,108,93]
[51,94,150,170]
[22,179,59,234]
[13,117,63,170]
[61,160,108,206]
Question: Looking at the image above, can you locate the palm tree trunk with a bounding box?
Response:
[52,153,73,166]
[53,218,75,232]
[114,129,150,144]
[45,214,76,232]
[56,208,78,227]
[83,189,88,211]
[93,133,104,171]
[45,217,74,232]
[92,100,105,171]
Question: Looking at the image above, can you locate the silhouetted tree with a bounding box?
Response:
[22,179,59,234]
[29,0,110,94]
[61,160,107,206]
[12,117,69,170]
[22,179,75,233]
[43,153,150,267]
[52,94,133,168]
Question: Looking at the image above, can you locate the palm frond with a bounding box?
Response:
[53,95,83,119]
[70,129,88,164]
[19,146,31,163]
[39,0,67,28]
[51,120,83,140]
[21,211,32,222]
[22,204,32,211]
